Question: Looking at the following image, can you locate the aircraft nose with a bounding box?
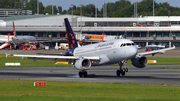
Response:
[12,37,18,44]
[132,46,138,56]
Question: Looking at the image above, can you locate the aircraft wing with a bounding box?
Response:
[137,46,176,57]
[7,54,100,62]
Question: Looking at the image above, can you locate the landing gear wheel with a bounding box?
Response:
[84,71,87,77]
[79,71,83,77]
[121,71,125,76]
[125,68,128,72]
[116,70,120,76]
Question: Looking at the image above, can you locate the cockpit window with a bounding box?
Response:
[127,43,131,46]
[132,43,135,46]
[120,43,135,47]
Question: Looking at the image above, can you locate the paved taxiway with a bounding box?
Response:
[0,65,179,86]
[0,49,179,85]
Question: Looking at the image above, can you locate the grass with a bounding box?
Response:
[0,79,180,101]
[0,54,73,67]
[0,54,180,67]
[147,57,180,65]
[112,57,180,66]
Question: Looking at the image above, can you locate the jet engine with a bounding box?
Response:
[74,58,91,70]
[131,56,148,68]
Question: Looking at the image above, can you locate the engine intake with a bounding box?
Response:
[74,58,91,70]
[132,56,148,68]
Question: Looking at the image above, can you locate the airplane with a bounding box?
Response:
[0,21,57,50]
[0,21,37,49]
[7,18,176,77]
[11,21,37,45]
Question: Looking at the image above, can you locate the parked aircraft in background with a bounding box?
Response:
[8,18,176,77]
[11,21,37,45]
[0,22,37,50]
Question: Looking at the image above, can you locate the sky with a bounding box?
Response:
[39,0,180,10]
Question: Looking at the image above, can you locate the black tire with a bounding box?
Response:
[79,71,83,77]
[84,71,87,77]
[116,70,120,76]
[121,71,125,76]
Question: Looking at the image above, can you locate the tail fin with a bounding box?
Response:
[12,21,16,36]
[64,18,78,49]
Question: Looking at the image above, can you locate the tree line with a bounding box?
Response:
[1,0,180,17]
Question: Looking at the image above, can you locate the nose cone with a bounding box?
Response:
[129,46,138,58]
[12,37,20,45]
[133,46,138,56]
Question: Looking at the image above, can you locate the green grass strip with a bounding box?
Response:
[0,54,180,67]
[0,79,180,101]
[0,54,73,67]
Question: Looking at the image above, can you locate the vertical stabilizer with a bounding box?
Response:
[64,18,78,49]
[12,21,16,36]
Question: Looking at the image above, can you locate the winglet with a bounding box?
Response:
[64,18,78,49]
[12,21,16,36]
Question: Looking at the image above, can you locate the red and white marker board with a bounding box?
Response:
[34,82,46,86]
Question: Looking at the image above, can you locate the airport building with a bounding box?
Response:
[0,9,32,17]
[0,15,180,47]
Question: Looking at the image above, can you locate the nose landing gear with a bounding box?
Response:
[116,60,128,76]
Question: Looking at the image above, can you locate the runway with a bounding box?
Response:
[0,65,180,86]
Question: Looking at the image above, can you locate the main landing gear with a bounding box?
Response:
[116,60,128,76]
[79,70,87,78]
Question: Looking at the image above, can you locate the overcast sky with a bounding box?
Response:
[39,0,180,10]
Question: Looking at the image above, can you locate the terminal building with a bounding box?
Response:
[0,15,180,47]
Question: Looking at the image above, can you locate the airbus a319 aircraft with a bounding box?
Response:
[9,18,175,77]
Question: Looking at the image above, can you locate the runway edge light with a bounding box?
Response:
[34,82,46,86]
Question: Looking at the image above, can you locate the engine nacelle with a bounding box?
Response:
[132,56,148,68]
[74,58,91,70]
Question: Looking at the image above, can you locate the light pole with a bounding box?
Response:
[136,0,138,18]
[70,4,75,26]
[52,0,54,15]
[134,0,135,18]
[153,0,154,16]
[37,0,39,14]
[79,4,84,40]
[95,0,97,18]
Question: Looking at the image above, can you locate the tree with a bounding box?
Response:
[39,2,44,14]
[62,10,67,14]
[156,7,171,16]
[25,0,38,14]
[58,6,62,13]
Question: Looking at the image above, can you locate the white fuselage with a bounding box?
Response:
[12,36,37,45]
[73,39,138,66]
[0,35,37,45]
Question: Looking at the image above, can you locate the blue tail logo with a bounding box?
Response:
[64,18,78,49]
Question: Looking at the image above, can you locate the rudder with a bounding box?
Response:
[12,21,16,37]
[64,18,78,49]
